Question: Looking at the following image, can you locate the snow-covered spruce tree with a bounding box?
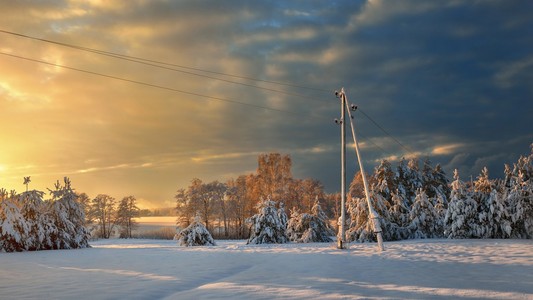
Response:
[49,178,90,249]
[506,169,533,238]
[0,189,29,252]
[345,197,372,242]
[19,190,58,251]
[312,198,334,233]
[346,192,402,242]
[404,158,424,202]
[286,200,334,243]
[422,159,451,202]
[175,213,215,246]
[246,198,287,244]
[433,192,447,236]
[503,145,533,239]
[485,189,511,238]
[473,167,493,238]
[408,188,440,239]
[389,191,409,229]
[444,170,479,238]
[373,160,395,202]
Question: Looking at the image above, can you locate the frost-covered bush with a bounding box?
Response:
[175,215,215,246]
[246,198,287,244]
[286,200,334,243]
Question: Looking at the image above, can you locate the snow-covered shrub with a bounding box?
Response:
[246,198,287,244]
[286,200,334,243]
[175,215,215,246]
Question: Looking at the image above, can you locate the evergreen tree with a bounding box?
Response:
[433,192,447,237]
[373,160,395,201]
[395,159,409,201]
[246,198,287,244]
[19,190,56,250]
[485,190,511,238]
[345,196,372,242]
[286,199,334,243]
[175,214,216,246]
[506,170,533,238]
[409,188,439,238]
[0,189,29,252]
[346,192,399,242]
[444,170,479,238]
[430,163,451,202]
[389,191,409,228]
[404,158,424,203]
[473,167,493,238]
[49,178,90,249]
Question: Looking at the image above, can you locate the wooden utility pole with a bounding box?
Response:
[337,88,385,251]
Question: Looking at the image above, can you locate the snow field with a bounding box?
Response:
[1,239,532,299]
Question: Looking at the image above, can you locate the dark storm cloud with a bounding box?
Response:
[222,0,533,186]
[310,0,533,184]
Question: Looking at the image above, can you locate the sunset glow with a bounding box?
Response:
[1,1,531,207]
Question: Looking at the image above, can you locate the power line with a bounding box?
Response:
[0,51,398,160]
[0,30,416,160]
[0,51,314,118]
[357,108,417,156]
[0,29,415,157]
[0,29,332,94]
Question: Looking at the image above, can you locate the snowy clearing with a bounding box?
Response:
[1,239,532,299]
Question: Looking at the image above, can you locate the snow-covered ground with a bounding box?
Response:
[1,239,532,299]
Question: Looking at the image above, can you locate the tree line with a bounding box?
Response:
[176,146,532,242]
[78,193,140,239]
[175,153,335,239]
[347,145,533,241]
[2,146,531,252]
[0,177,142,252]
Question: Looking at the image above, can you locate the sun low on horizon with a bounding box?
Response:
[1,0,532,207]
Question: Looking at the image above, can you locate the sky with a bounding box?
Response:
[1,0,532,208]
